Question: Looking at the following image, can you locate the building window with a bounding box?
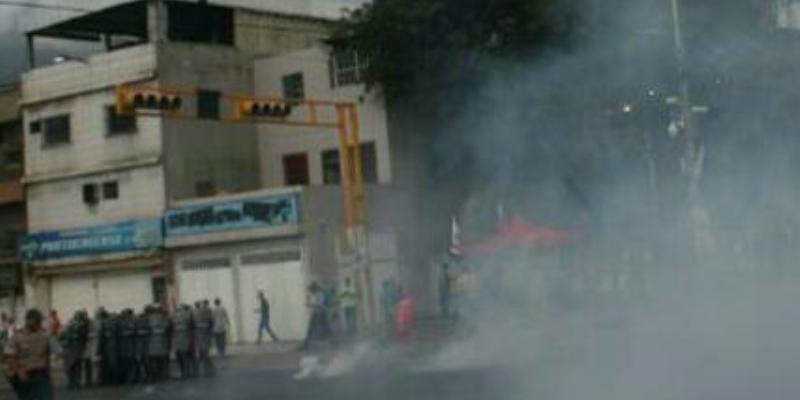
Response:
[106,105,137,135]
[322,148,341,185]
[282,72,305,100]
[320,142,378,185]
[82,183,98,205]
[283,153,309,186]
[3,150,22,168]
[151,277,167,305]
[28,120,41,135]
[102,181,119,200]
[42,114,70,146]
[331,50,368,87]
[195,180,216,197]
[197,90,221,120]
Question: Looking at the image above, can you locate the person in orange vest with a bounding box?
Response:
[394,288,415,339]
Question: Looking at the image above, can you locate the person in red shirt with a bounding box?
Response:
[395,289,415,339]
[48,310,61,336]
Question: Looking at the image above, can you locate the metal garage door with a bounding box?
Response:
[238,250,307,342]
[51,274,97,319]
[97,271,153,313]
[178,257,238,341]
[52,270,152,317]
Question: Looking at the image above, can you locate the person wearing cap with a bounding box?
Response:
[5,308,55,400]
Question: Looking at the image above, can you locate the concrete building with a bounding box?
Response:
[20,0,332,318]
[0,86,26,313]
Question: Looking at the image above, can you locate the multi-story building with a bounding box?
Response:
[0,86,25,313]
[162,44,411,342]
[20,0,331,318]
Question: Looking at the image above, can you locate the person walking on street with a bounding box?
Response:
[172,305,194,379]
[5,309,56,400]
[256,291,279,343]
[212,299,230,357]
[339,278,359,336]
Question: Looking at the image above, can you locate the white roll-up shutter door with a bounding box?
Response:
[238,250,306,342]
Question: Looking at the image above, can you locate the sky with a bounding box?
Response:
[0,0,369,84]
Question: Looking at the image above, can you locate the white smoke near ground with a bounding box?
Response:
[409,2,800,400]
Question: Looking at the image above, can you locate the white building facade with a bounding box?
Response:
[20,0,331,319]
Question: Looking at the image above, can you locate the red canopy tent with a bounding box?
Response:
[459,215,575,254]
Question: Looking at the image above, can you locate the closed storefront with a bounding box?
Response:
[21,219,165,315]
[167,188,308,343]
[50,269,156,318]
[237,250,306,342]
[177,256,238,340]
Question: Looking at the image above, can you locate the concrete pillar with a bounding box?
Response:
[147,0,168,43]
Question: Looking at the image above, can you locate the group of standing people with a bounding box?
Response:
[298,277,365,350]
[1,298,233,398]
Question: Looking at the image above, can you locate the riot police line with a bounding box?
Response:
[59,300,217,390]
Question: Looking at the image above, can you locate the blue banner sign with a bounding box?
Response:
[20,219,163,261]
[165,193,300,237]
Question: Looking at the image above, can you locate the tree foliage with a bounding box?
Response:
[338,0,583,102]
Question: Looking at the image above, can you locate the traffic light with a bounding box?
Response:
[236,99,293,119]
[115,87,183,114]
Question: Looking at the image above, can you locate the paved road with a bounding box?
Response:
[54,355,519,400]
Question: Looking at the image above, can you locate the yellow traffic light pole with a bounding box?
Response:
[116,85,375,325]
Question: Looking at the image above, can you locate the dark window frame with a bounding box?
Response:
[282,153,310,186]
[28,120,42,135]
[106,105,137,136]
[331,51,368,87]
[197,89,221,120]
[321,148,341,185]
[102,181,119,200]
[282,72,305,100]
[82,183,98,205]
[42,114,71,147]
[320,142,378,185]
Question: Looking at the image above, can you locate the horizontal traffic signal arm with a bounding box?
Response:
[115,85,355,129]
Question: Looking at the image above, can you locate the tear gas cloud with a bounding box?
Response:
[418,1,800,399]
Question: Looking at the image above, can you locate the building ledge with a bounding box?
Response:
[31,253,164,277]
[165,225,302,249]
[23,156,161,184]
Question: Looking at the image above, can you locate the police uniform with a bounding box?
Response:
[133,311,150,383]
[147,310,171,381]
[61,315,87,389]
[99,314,120,385]
[172,307,194,379]
[193,306,214,377]
[118,311,137,384]
[83,314,101,387]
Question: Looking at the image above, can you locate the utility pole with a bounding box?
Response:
[669,0,701,197]
[669,0,714,266]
